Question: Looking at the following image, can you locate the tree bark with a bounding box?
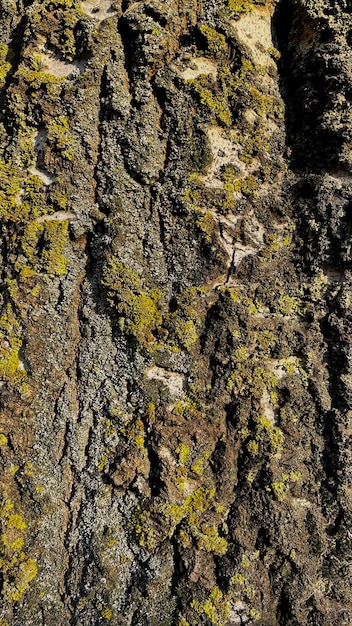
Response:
[0,0,351,624]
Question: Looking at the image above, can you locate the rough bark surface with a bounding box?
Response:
[0,0,351,624]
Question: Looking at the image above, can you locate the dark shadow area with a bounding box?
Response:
[272,0,343,172]
[0,15,28,130]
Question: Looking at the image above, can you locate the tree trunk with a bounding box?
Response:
[0,0,351,624]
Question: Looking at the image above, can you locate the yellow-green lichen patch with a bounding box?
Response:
[17,174,49,222]
[271,471,302,502]
[16,63,66,87]
[40,219,70,276]
[219,284,307,499]
[227,0,254,15]
[226,348,278,400]
[176,616,190,626]
[176,442,190,466]
[197,524,228,555]
[27,0,84,61]
[172,397,206,422]
[163,286,207,352]
[132,486,228,562]
[191,586,231,626]
[221,165,259,205]
[0,159,23,221]
[229,563,261,621]
[17,218,70,279]
[247,414,284,459]
[120,416,146,451]
[199,25,228,58]
[7,514,27,531]
[0,305,26,386]
[195,210,217,244]
[47,116,75,160]
[0,159,51,227]
[189,75,232,127]
[175,440,210,491]
[101,607,113,621]
[0,43,12,82]
[0,499,38,607]
[183,65,277,207]
[102,259,162,348]
[0,434,8,447]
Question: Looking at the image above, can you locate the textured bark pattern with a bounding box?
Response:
[0,0,351,624]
